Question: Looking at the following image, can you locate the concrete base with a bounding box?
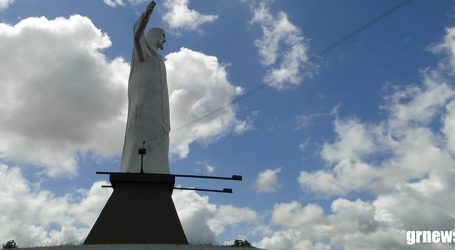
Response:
[84,173,188,245]
[23,245,262,250]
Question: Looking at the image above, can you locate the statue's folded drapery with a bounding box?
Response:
[120,11,170,174]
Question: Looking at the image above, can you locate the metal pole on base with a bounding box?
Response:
[138,141,146,174]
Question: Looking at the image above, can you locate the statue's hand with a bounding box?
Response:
[146,1,156,13]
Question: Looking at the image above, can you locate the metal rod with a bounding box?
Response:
[174,187,233,193]
[101,185,113,188]
[96,171,118,175]
[95,171,242,181]
[173,174,242,181]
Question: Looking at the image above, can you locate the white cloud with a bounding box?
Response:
[254,167,282,193]
[321,119,376,164]
[298,138,311,151]
[259,230,331,250]
[0,16,246,177]
[0,164,112,247]
[0,0,13,10]
[278,24,455,250]
[384,74,455,130]
[197,161,216,174]
[162,0,218,31]
[443,100,455,153]
[250,1,317,89]
[172,190,258,244]
[166,48,245,158]
[103,0,125,7]
[103,0,147,7]
[206,165,215,173]
[271,201,324,228]
[299,75,455,196]
[258,199,405,250]
[374,171,455,231]
[0,163,258,247]
[208,205,258,236]
[433,26,455,73]
[172,190,217,244]
[259,184,455,250]
[0,15,129,177]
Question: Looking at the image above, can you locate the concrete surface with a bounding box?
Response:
[23,244,263,250]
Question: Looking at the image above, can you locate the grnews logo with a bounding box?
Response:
[406,230,455,245]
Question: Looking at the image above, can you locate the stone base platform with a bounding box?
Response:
[84,173,187,245]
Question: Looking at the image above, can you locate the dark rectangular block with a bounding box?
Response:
[84,173,187,245]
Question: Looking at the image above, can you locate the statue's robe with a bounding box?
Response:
[120,13,170,174]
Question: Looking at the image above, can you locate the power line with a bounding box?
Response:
[167,0,414,135]
[145,0,414,143]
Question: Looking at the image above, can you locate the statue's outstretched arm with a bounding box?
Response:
[133,1,156,61]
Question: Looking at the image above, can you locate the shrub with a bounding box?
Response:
[2,240,18,249]
[231,239,253,247]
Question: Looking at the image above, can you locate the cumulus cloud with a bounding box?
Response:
[0,0,13,10]
[274,24,455,250]
[254,167,282,193]
[172,190,217,243]
[166,48,246,158]
[259,199,404,250]
[433,26,455,73]
[249,1,317,89]
[0,15,246,176]
[259,186,455,250]
[0,15,129,177]
[321,119,376,164]
[299,75,455,196]
[103,0,125,7]
[374,171,455,232]
[443,101,455,153]
[170,190,258,244]
[271,202,324,229]
[259,230,331,250]
[162,0,218,31]
[196,161,215,174]
[0,164,112,247]
[103,0,147,7]
[298,38,455,195]
[0,163,258,247]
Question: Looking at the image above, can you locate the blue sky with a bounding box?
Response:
[1,0,455,249]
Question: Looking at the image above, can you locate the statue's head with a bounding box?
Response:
[146,27,166,51]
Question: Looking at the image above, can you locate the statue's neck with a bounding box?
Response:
[150,46,158,54]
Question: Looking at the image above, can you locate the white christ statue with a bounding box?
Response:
[120,1,170,174]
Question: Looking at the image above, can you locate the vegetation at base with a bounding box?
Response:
[2,240,18,249]
[2,238,259,248]
[230,239,254,247]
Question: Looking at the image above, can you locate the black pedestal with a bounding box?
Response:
[84,173,188,245]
